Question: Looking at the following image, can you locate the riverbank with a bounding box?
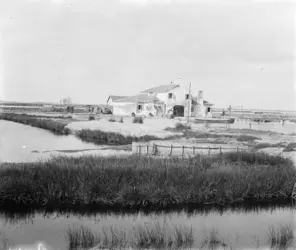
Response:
[0,152,294,211]
[0,113,71,135]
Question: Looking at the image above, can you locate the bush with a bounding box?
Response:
[76,129,159,145]
[88,115,95,121]
[237,135,260,142]
[175,122,191,131]
[283,142,296,152]
[133,116,144,124]
[108,118,116,122]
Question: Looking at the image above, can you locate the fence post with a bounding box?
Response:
[237,147,239,153]
[139,145,142,156]
[193,146,195,155]
[208,146,210,156]
[169,144,173,156]
[220,146,222,156]
[154,144,158,156]
[182,146,185,157]
[147,145,149,156]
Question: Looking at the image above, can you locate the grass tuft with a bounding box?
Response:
[268,224,293,249]
[66,223,193,250]
[201,229,228,249]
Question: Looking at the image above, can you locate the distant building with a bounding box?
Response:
[141,83,213,118]
[107,83,214,118]
[60,97,72,105]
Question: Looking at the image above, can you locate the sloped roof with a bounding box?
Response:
[113,94,164,104]
[141,84,179,94]
[107,95,129,102]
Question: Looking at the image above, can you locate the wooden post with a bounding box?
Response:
[208,146,210,156]
[193,146,195,155]
[169,144,173,156]
[182,146,185,157]
[237,147,239,153]
[147,145,149,155]
[139,145,142,156]
[220,146,222,156]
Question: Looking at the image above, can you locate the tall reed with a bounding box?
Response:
[0,152,294,211]
[66,222,194,250]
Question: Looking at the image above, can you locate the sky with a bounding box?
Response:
[0,0,295,110]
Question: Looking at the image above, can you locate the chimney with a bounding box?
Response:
[198,90,203,100]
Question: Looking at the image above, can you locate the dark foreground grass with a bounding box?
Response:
[0,152,295,211]
[0,113,70,135]
[66,223,193,250]
[76,129,163,145]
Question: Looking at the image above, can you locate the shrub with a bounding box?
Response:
[133,116,144,124]
[237,135,260,142]
[88,115,95,121]
[283,142,296,152]
[76,129,159,145]
[175,122,191,131]
[108,118,116,122]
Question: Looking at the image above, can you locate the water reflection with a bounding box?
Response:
[0,120,103,163]
[0,205,294,250]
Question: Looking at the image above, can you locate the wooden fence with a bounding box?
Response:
[132,142,248,157]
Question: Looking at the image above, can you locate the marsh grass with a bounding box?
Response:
[237,135,260,142]
[253,142,286,151]
[76,129,161,145]
[268,224,293,249]
[283,142,296,152]
[0,152,294,211]
[0,113,70,135]
[0,231,9,250]
[224,151,287,166]
[201,229,229,249]
[66,223,193,250]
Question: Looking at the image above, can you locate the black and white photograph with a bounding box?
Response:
[0,0,295,249]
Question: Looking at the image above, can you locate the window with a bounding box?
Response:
[185,94,189,100]
[168,93,173,99]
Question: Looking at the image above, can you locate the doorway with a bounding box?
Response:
[173,105,185,117]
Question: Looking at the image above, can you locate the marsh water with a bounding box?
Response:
[1,120,295,163]
[1,206,295,250]
[0,120,113,163]
[0,120,296,249]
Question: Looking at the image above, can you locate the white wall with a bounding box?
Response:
[112,102,136,116]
